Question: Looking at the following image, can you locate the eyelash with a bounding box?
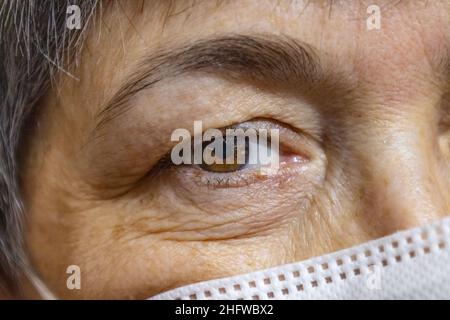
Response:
[194,165,262,188]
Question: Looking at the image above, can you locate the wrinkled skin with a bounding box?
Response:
[22,0,450,299]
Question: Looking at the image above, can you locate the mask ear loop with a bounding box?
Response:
[25,269,57,300]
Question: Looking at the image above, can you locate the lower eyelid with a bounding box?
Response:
[179,156,307,189]
[198,166,264,188]
[185,145,311,188]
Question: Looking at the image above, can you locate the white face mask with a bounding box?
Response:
[150,217,450,300]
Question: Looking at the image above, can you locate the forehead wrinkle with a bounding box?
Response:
[104,0,344,35]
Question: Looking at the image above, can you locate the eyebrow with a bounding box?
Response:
[95,34,323,131]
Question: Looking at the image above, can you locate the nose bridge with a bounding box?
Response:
[356,122,445,232]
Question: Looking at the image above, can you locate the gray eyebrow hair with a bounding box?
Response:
[94,34,322,132]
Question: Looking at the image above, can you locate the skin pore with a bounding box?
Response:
[21,0,450,299]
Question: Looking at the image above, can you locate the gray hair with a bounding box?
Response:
[0,0,99,296]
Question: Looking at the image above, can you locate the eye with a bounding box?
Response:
[199,138,249,172]
[171,120,307,188]
[198,134,265,173]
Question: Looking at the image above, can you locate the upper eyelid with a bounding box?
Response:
[93,34,322,135]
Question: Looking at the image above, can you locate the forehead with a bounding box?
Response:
[93,0,449,73]
[72,0,449,119]
[106,0,449,40]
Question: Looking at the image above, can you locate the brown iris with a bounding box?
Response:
[199,137,249,173]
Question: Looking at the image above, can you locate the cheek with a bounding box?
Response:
[137,161,325,240]
[38,160,328,299]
